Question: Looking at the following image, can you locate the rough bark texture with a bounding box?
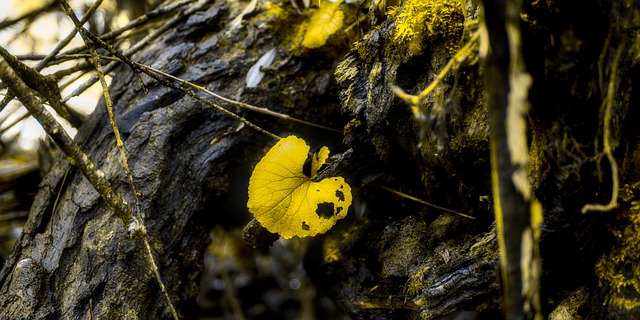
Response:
[2,0,640,319]
[306,2,499,318]
[0,0,352,318]
[307,0,640,319]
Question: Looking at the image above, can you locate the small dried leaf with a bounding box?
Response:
[302,1,344,49]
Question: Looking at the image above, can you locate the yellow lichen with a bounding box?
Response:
[405,265,430,296]
[391,0,465,55]
[595,192,640,310]
[264,1,286,20]
[549,287,589,320]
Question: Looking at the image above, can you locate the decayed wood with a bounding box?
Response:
[310,0,640,319]
[311,3,499,317]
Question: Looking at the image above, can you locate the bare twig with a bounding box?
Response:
[52,62,96,79]
[62,2,180,318]
[23,0,196,94]
[378,185,476,219]
[0,0,104,114]
[87,46,142,215]
[142,64,342,133]
[59,0,148,95]
[0,45,79,125]
[63,0,209,102]
[35,0,105,72]
[56,29,281,139]
[134,61,282,140]
[581,41,624,214]
[98,0,197,42]
[0,0,58,30]
[141,235,180,320]
[0,56,135,228]
[60,0,196,56]
[59,70,92,92]
[0,111,30,135]
[13,48,335,135]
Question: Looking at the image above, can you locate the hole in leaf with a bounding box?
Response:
[302,154,313,178]
[316,202,335,219]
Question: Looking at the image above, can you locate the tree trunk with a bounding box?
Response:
[0,0,351,318]
[1,0,640,319]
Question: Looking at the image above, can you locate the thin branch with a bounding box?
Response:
[0,45,78,125]
[378,185,476,220]
[60,0,196,56]
[87,46,141,215]
[63,0,209,102]
[52,62,96,79]
[141,236,180,320]
[49,7,281,141]
[66,3,180,317]
[0,0,103,114]
[98,0,196,42]
[59,70,93,92]
[59,0,147,96]
[7,0,194,78]
[133,61,281,140]
[0,56,135,229]
[0,111,30,135]
[581,41,624,214]
[26,51,337,134]
[35,0,105,72]
[142,64,342,133]
[0,0,58,30]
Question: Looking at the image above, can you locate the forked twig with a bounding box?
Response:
[0,0,104,112]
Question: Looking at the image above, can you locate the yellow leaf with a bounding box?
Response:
[301,1,344,49]
[311,146,330,178]
[248,136,352,239]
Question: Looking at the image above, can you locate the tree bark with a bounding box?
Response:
[2,0,640,319]
[0,0,351,318]
[307,0,640,319]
